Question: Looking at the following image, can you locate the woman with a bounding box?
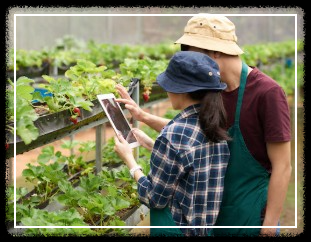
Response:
[114,51,230,236]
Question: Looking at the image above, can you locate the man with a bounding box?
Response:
[116,14,292,237]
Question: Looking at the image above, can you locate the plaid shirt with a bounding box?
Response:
[137,104,230,236]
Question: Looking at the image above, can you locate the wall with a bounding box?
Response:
[7,7,304,50]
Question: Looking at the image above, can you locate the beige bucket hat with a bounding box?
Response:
[175,14,244,55]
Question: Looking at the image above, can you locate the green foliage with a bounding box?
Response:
[22,208,95,236]
[163,108,180,120]
[7,137,144,234]
[102,138,123,166]
[7,49,48,71]
[6,77,39,144]
[241,39,301,66]
[119,57,168,89]
[7,40,302,146]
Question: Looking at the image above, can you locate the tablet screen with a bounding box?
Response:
[99,96,138,146]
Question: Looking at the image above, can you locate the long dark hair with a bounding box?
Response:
[189,90,231,142]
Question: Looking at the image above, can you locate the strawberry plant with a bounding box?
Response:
[22,208,95,236]
[119,57,169,98]
[39,74,94,113]
[59,139,96,175]
[6,77,40,145]
[63,59,123,101]
[7,48,48,72]
[20,141,96,206]
[21,146,69,203]
[101,138,123,166]
[54,173,132,226]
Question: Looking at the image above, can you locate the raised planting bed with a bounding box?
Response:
[7,204,149,236]
[6,163,150,236]
[6,80,167,159]
[6,98,107,158]
[7,61,50,80]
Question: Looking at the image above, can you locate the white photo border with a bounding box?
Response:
[13,12,298,229]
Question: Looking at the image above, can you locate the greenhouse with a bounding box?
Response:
[5,7,305,237]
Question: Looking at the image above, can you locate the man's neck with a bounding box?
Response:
[221,58,252,92]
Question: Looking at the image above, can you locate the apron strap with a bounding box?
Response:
[234,62,249,125]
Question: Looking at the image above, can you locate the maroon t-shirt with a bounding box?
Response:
[221,67,291,173]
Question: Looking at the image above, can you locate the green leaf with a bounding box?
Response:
[79,173,101,193]
[108,217,126,226]
[110,197,131,211]
[29,195,42,204]
[42,75,56,83]
[16,119,39,145]
[57,180,72,193]
[16,76,35,86]
[78,141,96,153]
[22,168,35,178]
[16,85,34,101]
[71,96,94,111]
[61,140,80,150]
[44,96,60,112]
[32,91,45,103]
[37,146,55,164]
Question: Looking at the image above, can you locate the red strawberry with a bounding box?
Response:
[142,93,149,102]
[5,143,9,150]
[70,115,78,124]
[142,87,151,102]
[73,107,81,117]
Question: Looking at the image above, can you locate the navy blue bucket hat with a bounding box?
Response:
[156,51,227,93]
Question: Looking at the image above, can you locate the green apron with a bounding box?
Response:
[212,62,270,237]
[150,206,184,237]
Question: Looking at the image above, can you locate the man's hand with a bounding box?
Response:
[260,228,277,237]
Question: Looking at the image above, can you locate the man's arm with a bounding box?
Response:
[261,141,292,236]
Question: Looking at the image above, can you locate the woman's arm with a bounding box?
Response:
[114,132,183,209]
[131,128,154,151]
[115,84,170,132]
[114,133,145,182]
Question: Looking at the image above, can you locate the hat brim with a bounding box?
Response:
[156,72,227,94]
[175,34,244,56]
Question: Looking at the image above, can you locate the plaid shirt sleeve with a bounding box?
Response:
[137,135,186,209]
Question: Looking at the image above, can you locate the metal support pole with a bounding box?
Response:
[95,124,103,174]
[102,123,106,146]
[70,134,74,156]
[51,59,58,76]
[132,80,140,161]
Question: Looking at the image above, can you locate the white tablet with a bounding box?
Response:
[97,93,140,149]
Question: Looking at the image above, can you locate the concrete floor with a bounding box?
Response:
[129,212,150,236]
